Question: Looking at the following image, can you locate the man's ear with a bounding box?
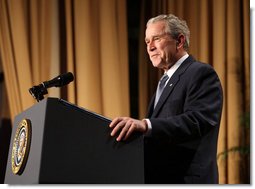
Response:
[176,34,185,47]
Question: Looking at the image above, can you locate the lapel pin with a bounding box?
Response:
[170,83,173,87]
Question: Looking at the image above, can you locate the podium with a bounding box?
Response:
[4,98,144,184]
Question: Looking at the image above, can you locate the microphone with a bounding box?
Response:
[42,72,74,88]
[29,72,74,102]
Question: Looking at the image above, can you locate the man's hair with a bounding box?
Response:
[147,14,190,51]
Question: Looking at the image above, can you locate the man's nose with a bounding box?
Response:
[147,42,156,52]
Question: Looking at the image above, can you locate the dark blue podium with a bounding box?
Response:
[4,98,144,184]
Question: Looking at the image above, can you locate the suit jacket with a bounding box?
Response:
[144,55,223,184]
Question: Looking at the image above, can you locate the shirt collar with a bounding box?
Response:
[165,53,189,78]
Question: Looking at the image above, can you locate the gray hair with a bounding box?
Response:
[147,14,190,51]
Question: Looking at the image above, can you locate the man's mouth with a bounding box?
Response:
[151,54,159,58]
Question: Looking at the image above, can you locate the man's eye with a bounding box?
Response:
[154,37,160,41]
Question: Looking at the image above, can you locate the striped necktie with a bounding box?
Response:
[154,74,169,108]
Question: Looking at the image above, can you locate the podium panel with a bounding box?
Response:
[5,98,144,184]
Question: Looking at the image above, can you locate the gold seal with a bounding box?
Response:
[11,119,32,175]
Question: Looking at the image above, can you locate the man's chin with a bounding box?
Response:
[152,62,163,69]
[151,60,159,66]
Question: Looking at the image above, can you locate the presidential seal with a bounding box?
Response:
[11,119,32,175]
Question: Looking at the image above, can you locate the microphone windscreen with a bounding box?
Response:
[61,72,74,85]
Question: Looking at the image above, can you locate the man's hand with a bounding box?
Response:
[109,117,148,141]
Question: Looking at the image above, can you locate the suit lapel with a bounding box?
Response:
[151,55,196,118]
[147,93,155,117]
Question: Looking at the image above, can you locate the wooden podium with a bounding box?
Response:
[4,98,144,184]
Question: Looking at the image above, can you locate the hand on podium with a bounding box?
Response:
[109,117,148,141]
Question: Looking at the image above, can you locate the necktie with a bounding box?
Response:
[154,74,169,108]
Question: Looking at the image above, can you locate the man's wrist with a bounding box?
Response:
[142,119,148,132]
[142,119,152,135]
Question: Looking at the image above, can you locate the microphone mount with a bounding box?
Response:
[29,83,48,102]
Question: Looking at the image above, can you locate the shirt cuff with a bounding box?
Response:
[143,118,152,135]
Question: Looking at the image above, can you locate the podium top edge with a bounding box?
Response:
[57,98,112,123]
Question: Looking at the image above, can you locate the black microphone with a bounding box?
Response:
[42,72,74,88]
[29,72,74,102]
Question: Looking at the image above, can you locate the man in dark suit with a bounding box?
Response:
[109,14,223,184]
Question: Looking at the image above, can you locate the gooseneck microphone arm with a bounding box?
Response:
[29,72,74,102]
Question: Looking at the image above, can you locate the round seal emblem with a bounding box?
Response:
[11,119,32,175]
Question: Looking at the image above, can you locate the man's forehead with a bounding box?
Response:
[145,28,166,39]
[146,21,166,34]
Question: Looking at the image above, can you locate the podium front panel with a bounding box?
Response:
[5,98,144,184]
